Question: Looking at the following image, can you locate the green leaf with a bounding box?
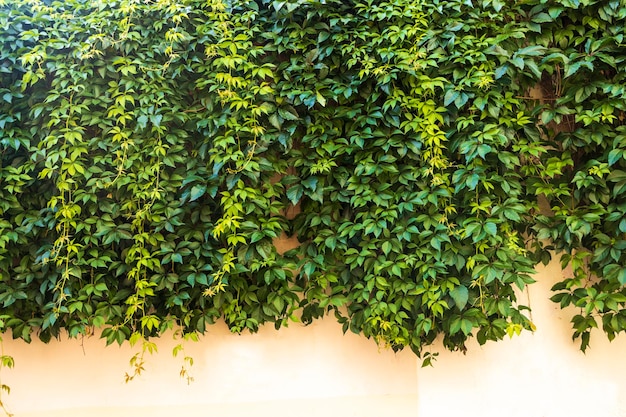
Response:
[494,65,508,80]
[278,106,299,121]
[318,31,330,43]
[484,222,497,237]
[510,56,525,69]
[316,91,326,107]
[444,90,459,107]
[563,61,583,78]
[608,170,626,182]
[269,113,282,129]
[189,184,206,202]
[460,318,473,336]
[286,184,304,205]
[531,13,552,23]
[381,241,392,255]
[301,177,318,190]
[608,149,623,166]
[516,45,546,57]
[449,286,469,310]
[450,317,462,335]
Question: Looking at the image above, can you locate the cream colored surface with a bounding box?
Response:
[419,259,626,417]
[6,258,626,417]
[4,318,417,416]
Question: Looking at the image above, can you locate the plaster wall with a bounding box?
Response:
[4,258,626,417]
[4,316,417,417]
[419,259,626,417]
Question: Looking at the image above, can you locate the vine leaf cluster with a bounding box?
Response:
[0,0,625,374]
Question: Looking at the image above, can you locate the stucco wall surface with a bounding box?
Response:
[419,259,626,417]
[3,316,417,416]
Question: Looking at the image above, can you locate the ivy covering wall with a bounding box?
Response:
[1,0,626,365]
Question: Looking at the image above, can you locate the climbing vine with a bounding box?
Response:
[1,0,626,385]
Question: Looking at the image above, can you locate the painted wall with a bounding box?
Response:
[419,259,626,417]
[4,257,626,417]
[4,316,417,417]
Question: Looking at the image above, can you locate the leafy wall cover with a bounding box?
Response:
[1,0,626,367]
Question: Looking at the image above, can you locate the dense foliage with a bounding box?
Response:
[1,0,626,363]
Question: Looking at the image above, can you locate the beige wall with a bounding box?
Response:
[4,317,417,416]
[419,259,626,417]
[4,258,626,417]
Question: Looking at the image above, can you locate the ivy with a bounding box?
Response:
[529,0,626,351]
[1,0,626,373]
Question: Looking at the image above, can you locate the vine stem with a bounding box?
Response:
[526,285,534,329]
[0,337,13,417]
